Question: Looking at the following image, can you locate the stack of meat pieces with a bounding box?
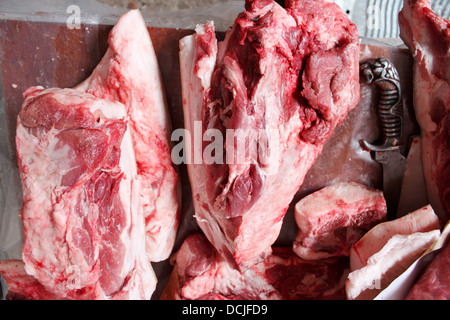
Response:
[180,0,360,270]
[162,233,350,300]
[0,10,180,300]
[164,180,388,299]
[170,0,449,300]
[345,0,450,299]
[170,0,364,299]
[346,205,441,300]
[1,0,448,300]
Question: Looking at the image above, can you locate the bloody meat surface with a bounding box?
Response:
[76,9,181,262]
[399,0,450,224]
[293,182,387,260]
[0,10,180,300]
[180,0,360,269]
[162,233,349,300]
[14,87,156,299]
[406,239,450,300]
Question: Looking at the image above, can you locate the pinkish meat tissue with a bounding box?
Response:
[180,0,360,269]
[0,10,179,300]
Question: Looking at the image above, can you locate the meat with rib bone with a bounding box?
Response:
[179,0,360,268]
[398,0,450,224]
[293,182,387,260]
[76,9,180,262]
[13,87,156,299]
[161,233,349,300]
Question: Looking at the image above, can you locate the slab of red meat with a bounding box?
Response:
[161,233,349,300]
[293,182,387,260]
[13,87,156,299]
[398,0,450,224]
[406,238,450,300]
[179,0,359,268]
[76,10,180,262]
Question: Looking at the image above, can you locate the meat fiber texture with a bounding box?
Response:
[76,9,180,262]
[398,0,450,224]
[345,230,440,300]
[350,204,441,271]
[179,0,360,269]
[293,182,387,260]
[161,233,349,300]
[14,87,156,299]
[406,237,450,300]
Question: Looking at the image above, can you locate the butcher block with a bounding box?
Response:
[0,9,422,299]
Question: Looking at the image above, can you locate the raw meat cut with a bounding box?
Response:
[350,205,440,271]
[14,87,156,299]
[0,260,60,300]
[293,182,387,260]
[406,238,450,300]
[398,0,450,224]
[76,9,180,262]
[346,230,440,300]
[179,0,360,268]
[161,233,349,300]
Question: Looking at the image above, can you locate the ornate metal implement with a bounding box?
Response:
[361,58,403,151]
[360,58,406,219]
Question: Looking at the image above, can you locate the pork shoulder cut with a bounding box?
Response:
[179,0,360,269]
[293,182,387,260]
[0,9,179,299]
[398,0,450,224]
[13,87,156,299]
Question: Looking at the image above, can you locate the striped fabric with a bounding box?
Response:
[334,0,449,39]
[366,0,449,38]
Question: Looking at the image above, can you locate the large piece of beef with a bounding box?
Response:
[179,0,360,268]
[398,0,450,224]
[13,87,156,299]
[76,10,180,262]
[161,233,349,300]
